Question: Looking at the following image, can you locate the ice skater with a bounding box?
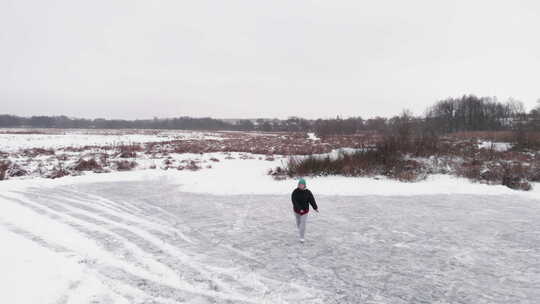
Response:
[291,178,318,243]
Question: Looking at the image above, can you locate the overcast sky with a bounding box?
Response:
[1,0,539,120]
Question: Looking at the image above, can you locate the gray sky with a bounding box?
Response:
[1,0,539,120]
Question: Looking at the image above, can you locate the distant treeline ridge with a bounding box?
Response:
[2,95,540,135]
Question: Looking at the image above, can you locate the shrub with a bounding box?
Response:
[115,160,137,171]
[272,131,536,188]
[0,161,9,180]
[72,158,102,172]
[500,161,532,191]
[455,158,533,191]
[116,143,142,158]
[7,163,28,177]
[502,175,532,191]
[456,159,483,180]
[279,142,427,182]
[47,166,70,179]
[22,148,55,157]
[57,154,69,161]
[185,160,201,171]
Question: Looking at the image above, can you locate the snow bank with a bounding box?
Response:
[478,141,513,152]
[2,152,540,201]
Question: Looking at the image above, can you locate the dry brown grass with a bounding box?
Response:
[21,148,55,157]
[449,130,540,146]
[0,161,9,180]
[275,133,540,190]
[4,130,539,190]
[177,160,201,171]
[116,143,143,158]
[115,160,137,171]
[141,132,380,156]
[47,166,70,179]
[72,158,103,172]
[0,130,48,135]
[449,131,516,142]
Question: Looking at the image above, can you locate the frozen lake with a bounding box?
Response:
[1,178,539,303]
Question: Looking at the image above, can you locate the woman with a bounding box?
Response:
[291,178,318,243]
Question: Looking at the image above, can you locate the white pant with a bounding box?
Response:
[294,213,308,239]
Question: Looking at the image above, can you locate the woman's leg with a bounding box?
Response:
[298,214,308,239]
[295,213,301,229]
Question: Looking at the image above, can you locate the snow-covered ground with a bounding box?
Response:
[307,132,320,141]
[0,129,224,152]
[478,141,513,152]
[0,129,336,180]
[0,129,285,180]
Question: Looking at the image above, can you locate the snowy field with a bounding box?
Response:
[1,168,540,304]
[0,128,332,180]
[0,128,225,152]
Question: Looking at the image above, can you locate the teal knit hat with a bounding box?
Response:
[298,178,306,186]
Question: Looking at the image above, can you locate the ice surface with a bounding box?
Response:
[1,176,539,303]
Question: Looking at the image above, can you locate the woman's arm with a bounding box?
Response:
[308,190,318,211]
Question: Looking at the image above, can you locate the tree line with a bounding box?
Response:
[0,115,241,131]
[1,95,538,135]
[424,95,527,133]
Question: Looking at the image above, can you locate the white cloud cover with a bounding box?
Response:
[1,0,539,119]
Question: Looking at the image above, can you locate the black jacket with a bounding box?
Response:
[291,188,318,215]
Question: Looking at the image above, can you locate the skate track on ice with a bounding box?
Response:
[1,179,539,303]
